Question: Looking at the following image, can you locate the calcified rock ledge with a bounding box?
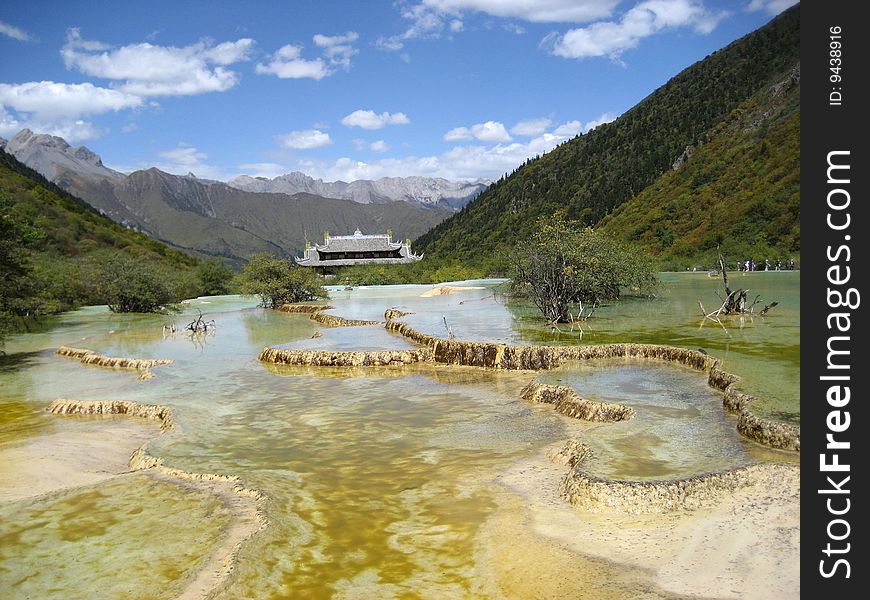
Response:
[387,320,799,451]
[546,439,591,468]
[520,382,634,422]
[548,438,794,515]
[278,303,382,327]
[48,398,174,432]
[309,311,382,327]
[262,311,799,451]
[384,308,413,321]
[46,397,268,598]
[710,368,800,452]
[386,320,717,371]
[277,303,335,314]
[56,346,173,379]
[258,346,431,367]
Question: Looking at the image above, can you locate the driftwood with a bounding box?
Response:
[187,311,216,334]
[701,249,779,322]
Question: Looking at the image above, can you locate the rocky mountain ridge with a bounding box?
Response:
[3,129,124,182]
[2,132,452,266]
[229,172,489,209]
[2,128,486,210]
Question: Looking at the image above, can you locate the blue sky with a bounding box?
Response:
[1,0,797,182]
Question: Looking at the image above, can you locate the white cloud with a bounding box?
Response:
[510,118,553,136]
[418,0,621,23]
[380,0,621,49]
[236,162,290,179]
[370,140,390,152]
[444,120,512,142]
[341,110,410,129]
[277,129,333,149]
[0,108,21,138]
[61,29,254,96]
[258,31,359,79]
[747,0,798,15]
[503,22,527,34]
[0,20,31,41]
[148,143,230,180]
[34,120,104,143]
[552,120,582,136]
[582,112,616,131]
[256,45,330,79]
[0,81,144,140]
[376,36,405,51]
[296,113,617,182]
[0,107,106,145]
[159,145,206,164]
[313,31,359,70]
[547,0,727,60]
[0,81,143,120]
[313,31,359,46]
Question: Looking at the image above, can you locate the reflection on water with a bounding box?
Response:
[0,273,799,598]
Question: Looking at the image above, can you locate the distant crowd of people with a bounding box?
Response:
[737,258,796,272]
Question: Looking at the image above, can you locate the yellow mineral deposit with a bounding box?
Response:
[3,280,801,600]
[47,398,175,432]
[55,346,174,378]
[258,347,431,367]
[419,285,486,297]
[519,382,635,422]
[46,397,268,599]
[276,303,334,314]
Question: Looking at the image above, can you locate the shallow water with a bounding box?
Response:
[0,273,799,598]
[0,474,232,600]
[538,360,771,479]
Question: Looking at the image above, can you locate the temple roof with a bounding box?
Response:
[317,231,401,253]
[296,256,419,267]
[295,229,422,267]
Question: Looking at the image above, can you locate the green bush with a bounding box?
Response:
[509,214,657,323]
[239,254,327,307]
[197,259,235,296]
[93,253,182,313]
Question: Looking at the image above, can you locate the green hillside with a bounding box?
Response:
[599,66,799,269]
[415,6,800,271]
[0,151,203,337]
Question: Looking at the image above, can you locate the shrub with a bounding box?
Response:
[509,214,657,323]
[239,253,327,308]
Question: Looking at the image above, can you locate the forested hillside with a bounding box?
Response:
[415,6,800,272]
[0,151,205,338]
[600,65,799,269]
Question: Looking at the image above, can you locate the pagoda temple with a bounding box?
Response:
[295,229,423,273]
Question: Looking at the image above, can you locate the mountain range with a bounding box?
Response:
[229,173,488,209]
[1,130,458,267]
